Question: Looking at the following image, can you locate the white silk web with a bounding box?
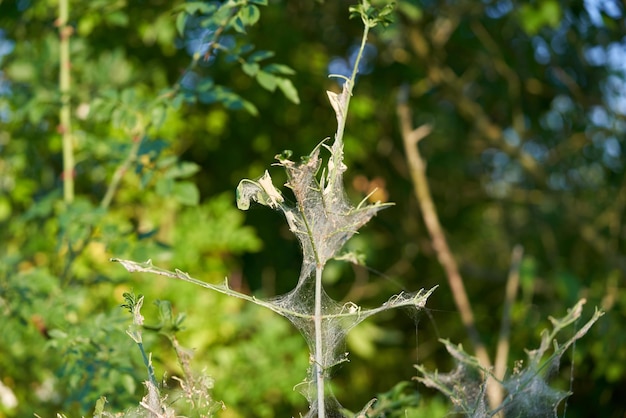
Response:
[235,83,435,415]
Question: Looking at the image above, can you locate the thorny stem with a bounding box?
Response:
[397,95,500,410]
[58,0,73,203]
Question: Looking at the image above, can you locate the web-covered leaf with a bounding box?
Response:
[414,299,603,418]
[237,83,392,284]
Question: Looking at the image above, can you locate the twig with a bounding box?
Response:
[396,91,499,409]
[314,265,325,418]
[493,245,524,402]
[160,7,236,101]
[58,0,74,203]
[101,134,143,209]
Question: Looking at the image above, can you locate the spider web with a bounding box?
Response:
[236,85,435,415]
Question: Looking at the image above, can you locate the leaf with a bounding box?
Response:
[48,329,69,339]
[155,177,174,196]
[93,397,106,417]
[242,62,260,77]
[105,11,129,27]
[196,77,215,92]
[350,0,396,28]
[276,77,300,104]
[236,170,284,210]
[256,71,277,91]
[172,93,184,110]
[248,50,275,62]
[164,161,201,179]
[232,17,246,34]
[173,181,200,206]
[242,99,259,116]
[176,12,187,37]
[263,63,296,75]
[151,104,167,128]
[519,0,562,35]
[181,2,213,14]
[237,5,261,27]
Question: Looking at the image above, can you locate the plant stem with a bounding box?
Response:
[138,342,159,388]
[494,245,523,384]
[309,17,373,418]
[101,134,143,209]
[314,264,325,418]
[334,23,370,145]
[59,0,73,204]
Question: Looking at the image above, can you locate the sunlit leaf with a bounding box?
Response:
[238,5,261,27]
[173,181,200,206]
[248,50,275,62]
[176,12,187,36]
[242,62,260,77]
[276,77,300,104]
[263,63,296,75]
[256,71,277,91]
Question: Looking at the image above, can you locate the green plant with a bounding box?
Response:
[0,0,297,416]
[109,292,223,417]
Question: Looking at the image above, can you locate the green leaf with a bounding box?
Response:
[519,0,562,35]
[151,104,167,128]
[196,77,215,92]
[397,2,422,21]
[242,99,259,116]
[155,155,177,169]
[248,50,275,62]
[171,93,184,109]
[232,16,246,34]
[48,329,69,339]
[181,2,213,14]
[105,11,129,27]
[238,5,261,27]
[276,77,300,104]
[164,161,201,179]
[173,181,200,206]
[256,71,277,91]
[350,0,396,27]
[263,63,296,75]
[176,12,187,36]
[155,177,174,196]
[242,62,260,77]
[94,397,106,417]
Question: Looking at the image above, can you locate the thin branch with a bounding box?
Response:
[160,7,236,101]
[58,0,73,203]
[493,245,524,402]
[396,92,500,410]
[314,265,325,418]
[405,25,546,185]
[101,134,143,209]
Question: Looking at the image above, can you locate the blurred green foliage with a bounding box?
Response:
[1,0,625,417]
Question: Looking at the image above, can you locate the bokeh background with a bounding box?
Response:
[1,0,625,416]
